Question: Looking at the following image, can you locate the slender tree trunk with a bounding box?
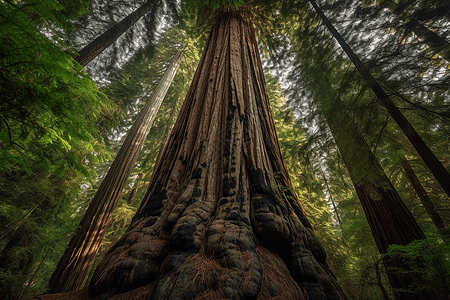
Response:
[321,172,343,229]
[328,190,342,229]
[126,185,138,205]
[309,0,450,201]
[48,52,182,293]
[400,156,450,241]
[35,8,347,300]
[75,0,158,66]
[379,0,450,62]
[374,261,390,300]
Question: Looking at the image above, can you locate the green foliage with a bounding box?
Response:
[386,238,450,297]
[0,0,118,298]
[102,199,137,250]
[0,0,114,177]
[0,170,90,298]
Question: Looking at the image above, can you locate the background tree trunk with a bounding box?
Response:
[48,52,182,293]
[34,8,347,300]
[324,99,434,300]
[400,156,449,241]
[75,0,157,66]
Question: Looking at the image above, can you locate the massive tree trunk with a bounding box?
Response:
[48,52,182,293]
[309,0,450,200]
[36,8,347,300]
[75,0,158,66]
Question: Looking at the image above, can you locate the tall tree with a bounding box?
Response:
[75,0,161,66]
[308,0,450,201]
[325,101,428,299]
[36,7,347,300]
[48,52,183,293]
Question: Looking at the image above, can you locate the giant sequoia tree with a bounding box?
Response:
[36,7,346,300]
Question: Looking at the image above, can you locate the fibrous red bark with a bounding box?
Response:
[35,8,346,300]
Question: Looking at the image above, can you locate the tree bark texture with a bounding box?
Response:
[38,9,348,300]
[324,102,434,300]
[48,52,182,293]
[75,0,157,66]
[309,0,450,200]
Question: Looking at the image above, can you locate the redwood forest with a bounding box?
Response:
[1,0,450,299]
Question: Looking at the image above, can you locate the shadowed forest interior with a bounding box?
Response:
[1,0,450,300]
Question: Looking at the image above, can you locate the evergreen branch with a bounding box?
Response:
[0,114,13,146]
[0,203,39,242]
[390,90,450,119]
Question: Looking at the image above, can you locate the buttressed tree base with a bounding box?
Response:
[35,8,346,300]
